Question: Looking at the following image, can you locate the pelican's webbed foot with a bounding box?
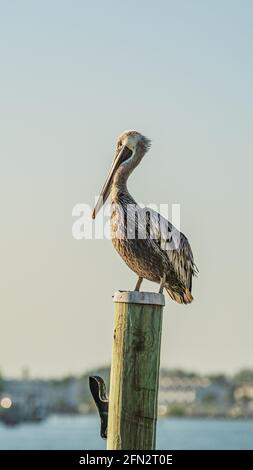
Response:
[134,277,143,291]
[159,274,166,294]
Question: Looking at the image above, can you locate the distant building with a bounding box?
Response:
[159,376,210,405]
[1,377,82,420]
[233,382,253,417]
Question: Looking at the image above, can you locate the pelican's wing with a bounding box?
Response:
[147,208,197,291]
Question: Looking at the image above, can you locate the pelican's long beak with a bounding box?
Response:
[92,146,132,219]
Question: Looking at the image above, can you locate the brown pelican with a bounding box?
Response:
[92,130,197,304]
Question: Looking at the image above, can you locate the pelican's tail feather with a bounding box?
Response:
[165,287,193,305]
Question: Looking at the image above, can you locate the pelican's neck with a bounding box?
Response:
[111,180,133,204]
[111,146,146,203]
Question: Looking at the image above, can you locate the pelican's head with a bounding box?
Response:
[116,130,151,155]
[92,130,151,218]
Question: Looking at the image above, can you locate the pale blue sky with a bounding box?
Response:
[0,0,253,377]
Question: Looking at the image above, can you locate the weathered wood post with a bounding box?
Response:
[107,290,165,450]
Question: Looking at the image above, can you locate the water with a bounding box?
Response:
[0,415,252,450]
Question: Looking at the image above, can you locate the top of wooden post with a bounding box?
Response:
[113,290,165,306]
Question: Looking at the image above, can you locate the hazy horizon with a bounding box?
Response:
[2,363,252,381]
[1,1,253,378]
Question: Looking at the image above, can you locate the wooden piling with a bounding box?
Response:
[107,291,165,450]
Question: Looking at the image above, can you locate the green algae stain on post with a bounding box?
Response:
[107,291,165,450]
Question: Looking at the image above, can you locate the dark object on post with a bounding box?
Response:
[89,376,109,439]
